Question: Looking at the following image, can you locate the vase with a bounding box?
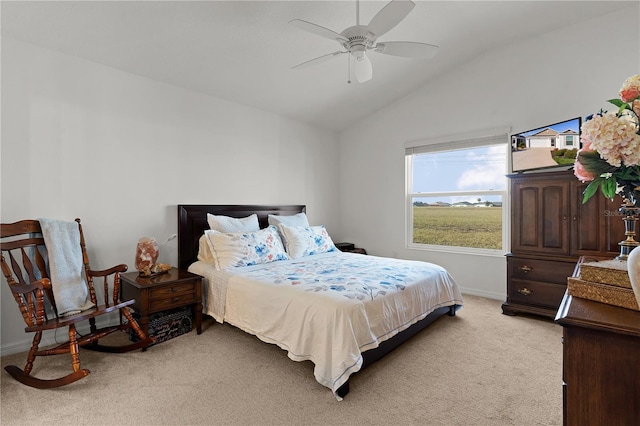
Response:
[628,247,640,308]
[615,200,640,260]
[135,237,159,274]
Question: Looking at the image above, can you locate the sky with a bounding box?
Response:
[411,143,507,204]
[515,117,580,137]
[410,117,581,205]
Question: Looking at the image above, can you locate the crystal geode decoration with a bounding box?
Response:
[135,237,159,274]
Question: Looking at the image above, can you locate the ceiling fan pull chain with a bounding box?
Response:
[347,55,352,84]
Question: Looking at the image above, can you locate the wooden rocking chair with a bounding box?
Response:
[0,219,155,389]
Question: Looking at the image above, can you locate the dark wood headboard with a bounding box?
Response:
[177,204,306,270]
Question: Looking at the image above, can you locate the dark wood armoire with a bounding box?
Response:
[502,169,626,318]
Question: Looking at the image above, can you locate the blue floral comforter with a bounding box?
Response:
[190,251,463,400]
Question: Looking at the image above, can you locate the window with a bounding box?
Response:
[405,131,509,254]
[565,135,574,146]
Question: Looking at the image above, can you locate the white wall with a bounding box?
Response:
[0,38,340,355]
[2,5,639,355]
[337,6,640,299]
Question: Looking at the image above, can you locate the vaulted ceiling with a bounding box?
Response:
[2,1,633,131]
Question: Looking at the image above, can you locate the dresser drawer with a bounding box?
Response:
[149,282,196,300]
[509,257,575,284]
[508,278,566,309]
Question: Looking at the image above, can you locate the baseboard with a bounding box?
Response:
[1,311,120,357]
[459,286,505,301]
[1,330,61,357]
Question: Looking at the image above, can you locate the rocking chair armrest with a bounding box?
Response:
[11,278,51,295]
[88,264,128,278]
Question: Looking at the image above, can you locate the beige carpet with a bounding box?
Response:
[0,295,562,425]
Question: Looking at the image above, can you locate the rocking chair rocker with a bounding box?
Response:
[1,218,155,389]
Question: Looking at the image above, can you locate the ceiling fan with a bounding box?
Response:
[289,0,438,83]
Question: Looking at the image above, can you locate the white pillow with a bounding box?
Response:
[267,212,310,227]
[279,224,338,259]
[207,213,259,233]
[197,234,217,263]
[205,226,289,270]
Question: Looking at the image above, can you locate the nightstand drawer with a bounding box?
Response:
[509,278,566,308]
[509,258,575,284]
[150,292,197,311]
[149,282,196,300]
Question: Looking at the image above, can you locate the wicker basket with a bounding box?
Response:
[579,259,631,289]
[567,277,639,311]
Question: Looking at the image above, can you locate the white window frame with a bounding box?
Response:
[405,128,510,257]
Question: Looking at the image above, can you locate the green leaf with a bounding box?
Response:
[616,168,633,180]
[608,98,625,108]
[613,166,640,185]
[578,151,617,174]
[582,179,601,203]
[607,99,632,114]
[602,177,617,199]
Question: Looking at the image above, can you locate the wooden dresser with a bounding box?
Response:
[555,292,640,425]
[503,170,625,318]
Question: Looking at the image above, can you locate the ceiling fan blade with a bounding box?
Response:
[375,41,439,59]
[289,19,348,43]
[354,53,373,83]
[292,51,345,70]
[367,0,415,38]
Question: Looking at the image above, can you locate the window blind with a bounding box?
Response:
[405,127,510,155]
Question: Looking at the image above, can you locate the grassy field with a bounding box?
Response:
[413,206,502,250]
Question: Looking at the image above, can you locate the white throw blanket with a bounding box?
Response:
[38,218,95,316]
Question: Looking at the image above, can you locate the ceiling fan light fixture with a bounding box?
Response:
[353,52,372,83]
[351,44,366,59]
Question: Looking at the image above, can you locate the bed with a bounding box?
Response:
[177,204,463,399]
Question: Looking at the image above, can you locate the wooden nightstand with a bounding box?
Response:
[335,242,367,255]
[120,268,203,339]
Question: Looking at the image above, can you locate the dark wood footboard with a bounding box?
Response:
[336,304,461,398]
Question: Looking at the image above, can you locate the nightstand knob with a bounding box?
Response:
[519,265,533,273]
[518,287,533,296]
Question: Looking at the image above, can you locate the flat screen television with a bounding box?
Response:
[510,117,582,173]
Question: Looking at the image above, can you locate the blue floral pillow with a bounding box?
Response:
[205,226,289,270]
[279,224,338,259]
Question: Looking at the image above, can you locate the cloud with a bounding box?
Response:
[456,145,506,190]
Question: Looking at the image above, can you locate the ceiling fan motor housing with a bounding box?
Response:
[341,25,376,56]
